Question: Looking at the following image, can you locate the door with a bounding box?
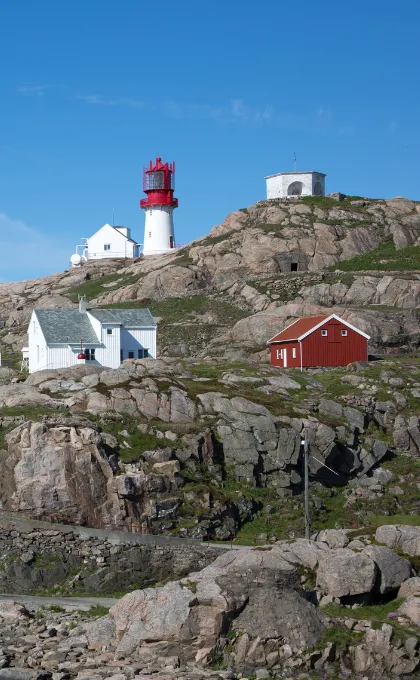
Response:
[283,348,287,368]
[327,321,341,365]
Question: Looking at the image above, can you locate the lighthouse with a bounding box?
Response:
[140,157,178,256]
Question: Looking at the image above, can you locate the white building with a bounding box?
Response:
[70,224,140,266]
[27,300,156,373]
[265,171,326,200]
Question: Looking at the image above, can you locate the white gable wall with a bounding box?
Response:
[87,224,139,260]
[28,313,80,372]
[120,327,156,360]
[28,311,48,373]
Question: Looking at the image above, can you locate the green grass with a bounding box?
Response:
[330,240,420,272]
[83,604,110,617]
[322,600,418,645]
[323,599,403,622]
[0,405,69,419]
[104,295,249,326]
[100,418,178,463]
[319,625,363,651]
[173,251,194,266]
[67,272,141,302]
[366,514,420,528]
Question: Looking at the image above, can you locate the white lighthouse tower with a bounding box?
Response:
[140,157,178,256]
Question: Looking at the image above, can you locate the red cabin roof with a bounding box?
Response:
[268,314,370,343]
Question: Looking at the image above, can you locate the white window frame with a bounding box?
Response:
[104,244,111,251]
[341,329,348,336]
[321,329,328,337]
[292,347,297,358]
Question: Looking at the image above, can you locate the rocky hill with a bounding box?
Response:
[0,195,420,679]
[0,194,419,363]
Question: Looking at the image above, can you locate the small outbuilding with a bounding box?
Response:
[265,170,326,200]
[268,314,369,369]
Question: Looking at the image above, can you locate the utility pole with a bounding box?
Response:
[302,430,310,539]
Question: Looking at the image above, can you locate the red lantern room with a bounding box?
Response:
[140,157,178,209]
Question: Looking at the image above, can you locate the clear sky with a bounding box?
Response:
[0,0,419,281]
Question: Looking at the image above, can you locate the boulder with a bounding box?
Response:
[398,577,420,599]
[0,600,29,620]
[362,545,412,593]
[88,565,324,662]
[316,550,377,597]
[283,538,330,570]
[314,529,349,549]
[376,525,420,557]
[396,597,420,626]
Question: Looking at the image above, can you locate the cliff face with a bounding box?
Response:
[0,356,419,540]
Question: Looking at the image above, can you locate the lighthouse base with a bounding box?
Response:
[142,248,175,256]
[142,206,176,257]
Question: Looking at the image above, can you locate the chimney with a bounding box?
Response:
[78,295,87,313]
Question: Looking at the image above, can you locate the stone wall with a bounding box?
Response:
[0,517,226,595]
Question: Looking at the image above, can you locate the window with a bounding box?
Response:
[85,349,95,361]
[292,348,297,358]
[341,329,348,336]
[290,263,298,272]
[144,170,164,190]
[321,330,328,337]
[276,348,284,359]
[120,349,124,362]
[128,351,135,359]
[107,328,112,335]
[104,244,111,251]
[138,349,149,359]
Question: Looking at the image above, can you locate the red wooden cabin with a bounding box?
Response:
[268,314,369,369]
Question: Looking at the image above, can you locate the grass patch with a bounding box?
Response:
[83,604,110,617]
[173,251,194,266]
[330,240,420,271]
[100,419,178,463]
[46,604,65,613]
[103,296,249,326]
[0,406,69,419]
[67,272,140,303]
[366,514,420,528]
[323,598,403,622]
[320,624,363,650]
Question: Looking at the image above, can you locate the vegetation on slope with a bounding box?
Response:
[330,240,420,272]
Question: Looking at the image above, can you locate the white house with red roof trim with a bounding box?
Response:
[268,314,370,369]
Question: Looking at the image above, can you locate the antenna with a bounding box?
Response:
[293,152,297,172]
[301,429,339,540]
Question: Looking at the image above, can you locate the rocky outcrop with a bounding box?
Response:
[0,356,401,535]
[87,553,324,664]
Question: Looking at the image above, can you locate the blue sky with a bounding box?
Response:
[0,0,419,281]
